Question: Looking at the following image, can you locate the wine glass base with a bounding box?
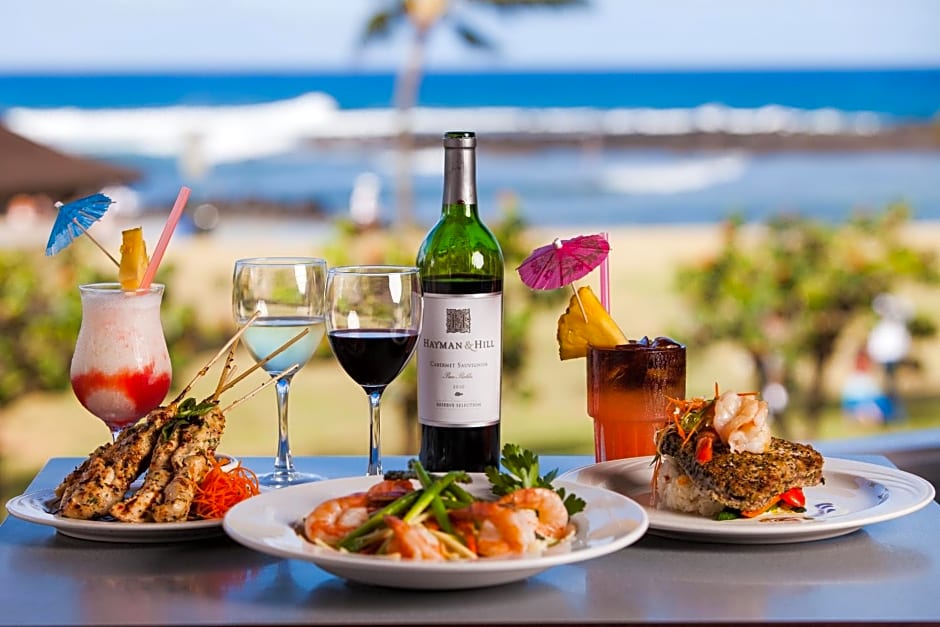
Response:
[257,470,325,489]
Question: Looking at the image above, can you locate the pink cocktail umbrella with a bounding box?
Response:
[517,233,610,319]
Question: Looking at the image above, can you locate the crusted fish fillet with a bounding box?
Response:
[657,425,824,512]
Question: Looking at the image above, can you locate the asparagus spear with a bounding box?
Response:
[409,460,457,535]
[335,471,461,551]
[335,491,420,551]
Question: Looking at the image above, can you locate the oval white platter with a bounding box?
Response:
[559,456,935,544]
[4,454,239,543]
[223,473,648,590]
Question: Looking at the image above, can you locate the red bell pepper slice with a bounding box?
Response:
[694,434,714,463]
[779,487,806,509]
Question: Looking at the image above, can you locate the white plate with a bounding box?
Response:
[559,456,935,544]
[4,454,240,543]
[223,474,648,589]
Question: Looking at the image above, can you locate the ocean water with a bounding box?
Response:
[1,69,938,226]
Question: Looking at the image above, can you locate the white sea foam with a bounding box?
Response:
[600,153,748,195]
[4,93,339,164]
[3,92,885,167]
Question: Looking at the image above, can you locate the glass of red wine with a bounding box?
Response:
[326,266,422,476]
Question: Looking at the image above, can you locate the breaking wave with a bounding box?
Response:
[3,92,885,167]
[600,153,748,195]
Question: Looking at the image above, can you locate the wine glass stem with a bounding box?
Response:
[272,375,297,478]
[367,389,383,476]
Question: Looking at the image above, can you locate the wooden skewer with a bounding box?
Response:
[170,311,260,405]
[218,327,310,396]
[212,349,238,400]
[71,218,120,267]
[570,283,588,322]
[223,364,300,414]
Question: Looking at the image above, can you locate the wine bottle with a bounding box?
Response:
[416,131,503,472]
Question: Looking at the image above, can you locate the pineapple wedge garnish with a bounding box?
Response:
[556,286,627,360]
[118,227,150,290]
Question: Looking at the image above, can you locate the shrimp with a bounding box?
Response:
[366,479,416,506]
[712,390,771,454]
[498,487,570,541]
[452,502,539,557]
[383,515,447,561]
[303,493,370,546]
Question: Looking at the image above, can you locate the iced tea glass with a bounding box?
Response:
[70,283,172,441]
[587,337,686,461]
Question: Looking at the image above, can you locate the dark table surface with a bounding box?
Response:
[2,454,938,626]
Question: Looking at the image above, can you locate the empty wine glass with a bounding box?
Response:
[70,283,172,442]
[326,266,422,476]
[233,257,327,487]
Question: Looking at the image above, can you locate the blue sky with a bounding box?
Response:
[2,0,939,72]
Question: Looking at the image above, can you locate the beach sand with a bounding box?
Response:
[2,215,939,491]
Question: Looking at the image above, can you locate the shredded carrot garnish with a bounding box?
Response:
[741,497,777,518]
[191,456,260,520]
[649,456,663,507]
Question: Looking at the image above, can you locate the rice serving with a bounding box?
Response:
[654,457,724,517]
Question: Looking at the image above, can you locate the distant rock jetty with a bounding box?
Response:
[311,123,940,154]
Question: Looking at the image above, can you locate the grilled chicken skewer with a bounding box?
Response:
[108,423,181,522]
[152,405,226,522]
[55,407,176,519]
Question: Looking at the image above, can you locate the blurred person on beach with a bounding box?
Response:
[841,346,893,425]
[866,293,913,422]
[349,172,382,229]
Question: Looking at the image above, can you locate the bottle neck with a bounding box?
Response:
[441,144,477,215]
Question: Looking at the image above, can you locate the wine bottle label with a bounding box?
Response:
[417,292,502,428]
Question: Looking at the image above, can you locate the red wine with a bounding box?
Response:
[327,329,418,391]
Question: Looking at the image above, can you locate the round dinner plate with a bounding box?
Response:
[223,474,648,590]
[559,456,935,544]
[4,454,239,543]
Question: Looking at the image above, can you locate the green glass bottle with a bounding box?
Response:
[416,131,503,472]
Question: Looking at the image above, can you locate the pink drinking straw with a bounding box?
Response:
[599,231,610,313]
[139,186,191,290]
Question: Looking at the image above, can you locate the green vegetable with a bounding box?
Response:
[403,472,461,523]
[385,468,473,506]
[160,397,218,441]
[335,491,421,551]
[408,460,456,535]
[716,509,740,521]
[484,444,586,516]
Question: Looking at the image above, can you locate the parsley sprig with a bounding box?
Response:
[484,444,586,516]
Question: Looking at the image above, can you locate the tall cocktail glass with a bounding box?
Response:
[70,283,172,441]
[587,337,686,461]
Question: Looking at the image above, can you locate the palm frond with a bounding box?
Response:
[453,20,494,49]
[361,4,409,44]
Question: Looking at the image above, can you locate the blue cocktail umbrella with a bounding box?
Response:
[45,193,116,262]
